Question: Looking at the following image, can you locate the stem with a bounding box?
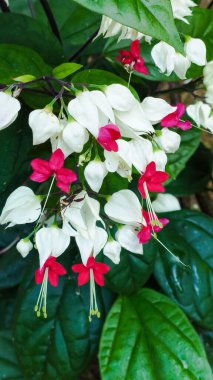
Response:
[69,29,99,62]
[39,0,62,43]
[0,0,10,12]
[38,176,55,223]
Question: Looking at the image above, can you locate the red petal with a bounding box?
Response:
[134,61,149,75]
[142,210,150,225]
[138,178,146,198]
[176,120,192,131]
[94,262,110,274]
[86,257,96,268]
[161,112,178,127]
[56,181,70,193]
[49,149,64,172]
[154,218,170,232]
[137,226,152,244]
[146,182,166,193]
[176,103,185,118]
[48,270,59,287]
[93,271,105,286]
[130,39,140,58]
[151,171,170,183]
[31,158,51,175]
[56,168,77,184]
[72,263,87,273]
[35,268,45,284]
[50,261,67,275]
[78,271,90,286]
[30,171,51,182]
[144,161,156,178]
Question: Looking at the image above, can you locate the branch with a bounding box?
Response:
[39,0,62,43]
[68,29,99,62]
[0,0,10,12]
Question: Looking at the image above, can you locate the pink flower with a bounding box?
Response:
[72,257,110,286]
[35,256,67,287]
[117,40,149,75]
[97,124,121,152]
[138,161,170,199]
[161,103,192,131]
[30,148,77,193]
[137,210,169,244]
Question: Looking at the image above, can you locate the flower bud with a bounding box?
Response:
[155,129,181,153]
[152,193,181,213]
[29,107,60,145]
[84,160,107,192]
[0,91,21,131]
[16,238,33,258]
[103,239,121,264]
[184,37,206,66]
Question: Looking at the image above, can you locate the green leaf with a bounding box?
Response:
[14,254,115,380]
[0,14,63,65]
[0,330,23,380]
[166,144,212,196]
[13,75,36,83]
[0,288,18,329]
[72,69,139,98]
[0,44,50,84]
[100,240,156,295]
[153,210,213,330]
[166,128,201,180]
[52,62,83,79]
[72,0,183,52]
[99,288,212,380]
[199,329,213,371]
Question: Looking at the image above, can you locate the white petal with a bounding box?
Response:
[152,150,168,171]
[75,233,94,265]
[105,84,137,111]
[16,239,33,258]
[62,121,89,153]
[152,193,181,212]
[84,160,107,192]
[129,137,153,172]
[103,240,121,264]
[29,108,60,145]
[93,226,108,257]
[185,38,206,66]
[173,53,191,80]
[115,101,154,134]
[151,42,175,74]
[89,90,115,123]
[187,101,211,127]
[155,129,181,153]
[141,97,177,124]
[0,92,21,131]
[104,189,142,226]
[116,225,143,254]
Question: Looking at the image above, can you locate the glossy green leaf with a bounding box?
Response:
[52,62,83,79]
[0,330,23,380]
[153,210,213,329]
[0,14,62,65]
[199,329,213,371]
[100,240,156,295]
[72,0,183,52]
[166,128,201,180]
[166,144,212,196]
[100,288,212,380]
[14,254,115,380]
[0,44,50,84]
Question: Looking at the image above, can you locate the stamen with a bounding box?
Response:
[144,182,163,230]
[34,268,49,318]
[88,270,100,322]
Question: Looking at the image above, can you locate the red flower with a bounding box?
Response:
[35,256,67,287]
[117,40,149,75]
[161,103,192,131]
[138,161,170,198]
[137,210,169,244]
[30,148,77,193]
[72,257,110,286]
[97,124,121,152]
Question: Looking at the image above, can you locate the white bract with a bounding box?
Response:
[152,193,181,212]
[104,189,145,254]
[152,150,168,171]
[155,129,181,153]
[128,137,153,173]
[171,0,196,23]
[0,92,21,131]
[84,160,107,192]
[16,238,33,258]
[29,106,60,145]
[184,37,206,66]
[103,239,121,264]
[203,61,213,106]
[95,15,152,43]
[35,226,70,268]
[0,186,41,227]
[68,90,114,138]
[141,97,177,124]
[187,101,213,133]
[104,139,132,179]
[104,84,137,112]
[51,119,89,158]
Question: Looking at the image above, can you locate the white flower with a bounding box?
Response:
[204,61,213,106]
[0,92,21,131]
[152,193,181,212]
[141,97,177,124]
[84,159,107,192]
[35,226,70,268]
[51,119,89,158]
[104,139,132,179]
[95,15,152,43]
[29,106,60,145]
[76,225,107,265]
[103,239,121,264]
[104,84,137,112]
[128,137,153,172]
[68,90,114,138]
[0,186,41,227]
[155,129,181,153]
[152,150,168,171]
[104,189,144,254]
[184,37,206,66]
[171,0,196,24]
[151,41,191,79]
[16,238,33,258]
[187,101,213,133]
